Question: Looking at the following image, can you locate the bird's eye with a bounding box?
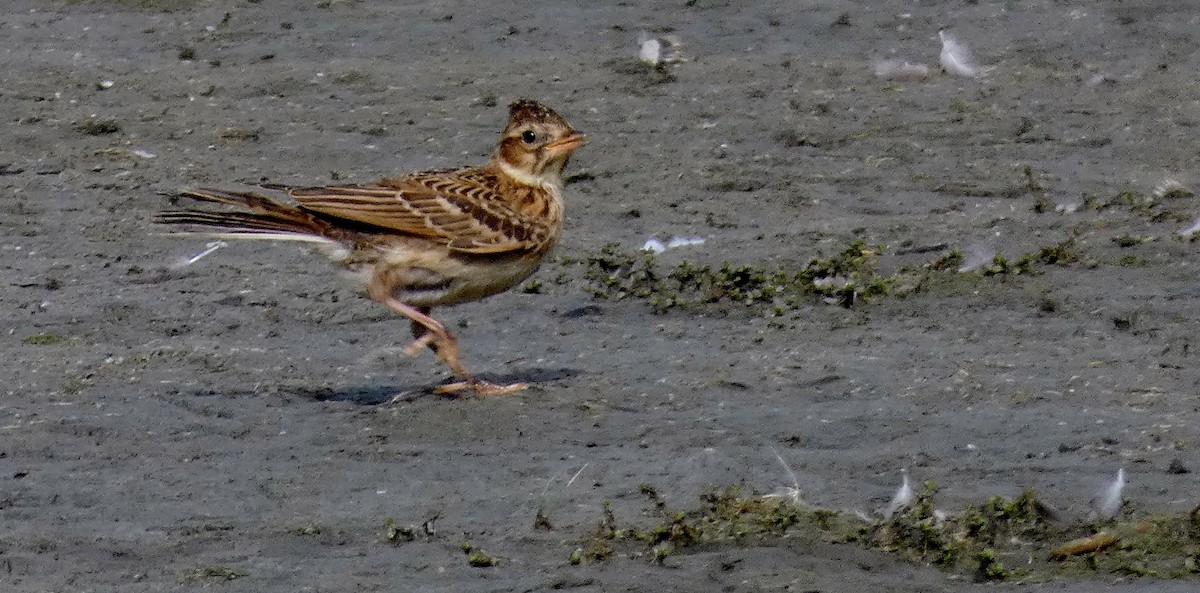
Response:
[521,130,538,144]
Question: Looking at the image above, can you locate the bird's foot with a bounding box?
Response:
[433,379,529,397]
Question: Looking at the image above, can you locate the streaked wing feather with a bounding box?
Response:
[288,176,546,254]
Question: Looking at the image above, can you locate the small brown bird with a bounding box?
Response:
[156,99,585,396]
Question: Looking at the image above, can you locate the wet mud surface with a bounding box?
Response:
[2,1,1199,591]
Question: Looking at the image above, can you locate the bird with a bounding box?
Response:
[155,99,585,396]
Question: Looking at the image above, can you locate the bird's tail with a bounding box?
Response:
[155,188,342,245]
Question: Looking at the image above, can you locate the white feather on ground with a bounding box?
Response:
[641,238,666,254]
[642,236,705,253]
[636,31,685,67]
[637,31,662,66]
[1179,217,1200,238]
[666,236,705,249]
[762,446,803,504]
[170,241,227,269]
[884,469,914,518]
[958,244,996,272]
[1091,467,1125,521]
[938,30,989,78]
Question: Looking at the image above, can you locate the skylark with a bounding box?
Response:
[156,99,585,396]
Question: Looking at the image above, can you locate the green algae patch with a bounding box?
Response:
[22,332,71,345]
[573,483,1200,582]
[575,485,868,564]
[869,488,1200,580]
[869,483,1070,580]
[579,237,1088,315]
[461,543,498,567]
[1082,188,1193,224]
[582,239,894,314]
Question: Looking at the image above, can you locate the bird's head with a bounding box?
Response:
[493,99,585,188]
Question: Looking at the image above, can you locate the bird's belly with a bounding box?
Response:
[436,255,543,305]
[359,247,544,308]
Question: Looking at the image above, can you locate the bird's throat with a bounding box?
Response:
[494,159,561,193]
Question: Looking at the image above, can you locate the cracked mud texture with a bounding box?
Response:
[2,0,1200,591]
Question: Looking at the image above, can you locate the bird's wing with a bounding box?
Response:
[285,172,547,255]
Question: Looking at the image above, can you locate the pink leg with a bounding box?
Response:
[376,298,527,397]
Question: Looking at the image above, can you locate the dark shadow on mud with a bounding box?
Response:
[273,367,582,405]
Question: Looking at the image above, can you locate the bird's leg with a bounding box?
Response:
[379,300,467,376]
[377,298,527,397]
[402,310,438,357]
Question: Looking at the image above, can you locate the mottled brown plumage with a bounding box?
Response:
[156,99,584,396]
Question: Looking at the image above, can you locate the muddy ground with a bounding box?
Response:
[2,0,1200,591]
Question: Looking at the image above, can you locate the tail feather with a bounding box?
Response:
[156,188,339,242]
[176,187,291,211]
[154,211,324,239]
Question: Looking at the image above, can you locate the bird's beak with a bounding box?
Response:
[544,132,587,154]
